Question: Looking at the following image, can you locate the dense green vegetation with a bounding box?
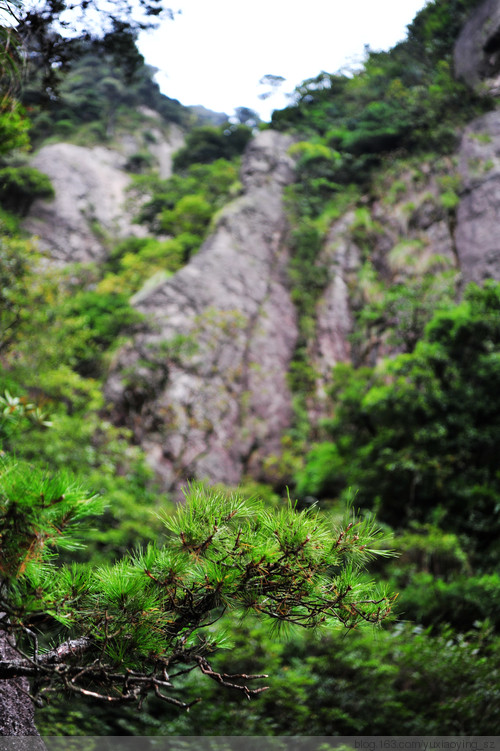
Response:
[1,0,500,738]
[22,43,192,146]
[1,449,394,718]
[172,123,253,171]
[273,0,488,160]
[98,156,241,295]
[296,282,500,554]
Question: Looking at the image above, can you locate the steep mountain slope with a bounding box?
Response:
[102,109,500,491]
[105,131,297,490]
[23,122,184,264]
[20,0,500,495]
[311,106,500,379]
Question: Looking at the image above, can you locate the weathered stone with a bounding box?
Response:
[144,125,185,179]
[408,197,447,230]
[0,631,44,744]
[456,109,500,282]
[105,130,298,492]
[23,143,138,264]
[454,0,500,94]
[308,212,359,401]
[23,124,184,265]
[310,157,460,380]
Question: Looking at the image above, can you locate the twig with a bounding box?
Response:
[195,656,269,699]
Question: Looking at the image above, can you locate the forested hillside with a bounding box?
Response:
[2,0,500,738]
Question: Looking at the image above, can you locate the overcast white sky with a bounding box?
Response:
[137,0,429,121]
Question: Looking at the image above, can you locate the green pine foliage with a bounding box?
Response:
[1,470,395,708]
[0,458,103,580]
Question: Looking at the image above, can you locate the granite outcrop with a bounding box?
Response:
[23,122,184,264]
[105,130,298,491]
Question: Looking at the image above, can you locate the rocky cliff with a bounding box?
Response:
[25,112,500,492]
[456,110,500,282]
[23,119,184,264]
[105,130,298,490]
[310,104,500,389]
[103,107,500,491]
[454,0,500,93]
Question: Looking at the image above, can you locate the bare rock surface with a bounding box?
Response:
[310,158,460,388]
[105,130,298,491]
[456,109,500,283]
[454,0,500,94]
[309,212,359,399]
[23,123,184,265]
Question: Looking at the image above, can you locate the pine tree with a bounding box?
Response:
[0,401,395,735]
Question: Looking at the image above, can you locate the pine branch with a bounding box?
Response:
[195,656,269,699]
[0,636,93,678]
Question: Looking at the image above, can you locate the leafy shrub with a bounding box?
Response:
[125,150,155,173]
[397,572,500,631]
[0,233,38,352]
[100,236,188,295]
[297,282,500,566]
[173,124,252,171]
[294,442,346,499]
[334,101,411,155]
[132,158,239,235]
[60,289,143,376]
[0,166,54,215]
[390,523,470,583]
[0,100,30,155]
[161,193,212,236]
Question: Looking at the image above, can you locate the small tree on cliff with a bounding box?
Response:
[0,453,395,736]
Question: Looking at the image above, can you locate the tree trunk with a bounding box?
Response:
[0,631,44,746]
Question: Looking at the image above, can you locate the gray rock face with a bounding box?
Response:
[307,108,500,402]
[311,160,460,381]
[308,212,359,403]
[456,109,500,283]
[23,124,184,265]
[454,0,500,93]
[105,130,298,491]
[24,143,138,264]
